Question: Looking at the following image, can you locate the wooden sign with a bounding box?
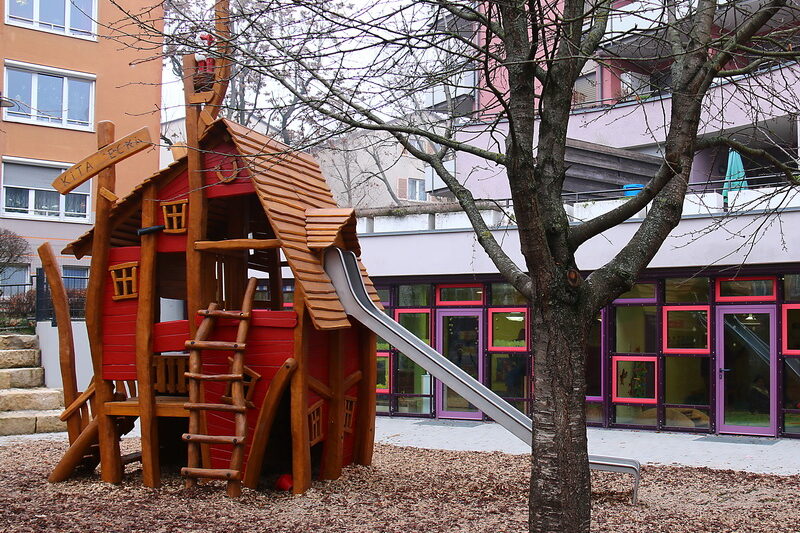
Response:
[52,127,152,194]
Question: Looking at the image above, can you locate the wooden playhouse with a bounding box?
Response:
[43,29,379,496]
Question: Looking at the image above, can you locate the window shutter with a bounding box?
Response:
[397,178,408,199]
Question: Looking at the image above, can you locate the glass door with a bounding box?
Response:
[436,309,483,419]
[715,305,777,435]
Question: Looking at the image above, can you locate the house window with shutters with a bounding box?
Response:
[161,199,188,233]
[109,262,139,300]
[308,400,324,445]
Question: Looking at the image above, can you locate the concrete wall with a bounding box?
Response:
[37,320,93,390]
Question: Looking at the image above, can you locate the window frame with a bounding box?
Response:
[407,177,427,201]
[1,156,92,222]
[715,276,777,302]
[611,355,658,405]
[613,282,658,304]
[782,303,800,356]
[376,352,391,394]
[3,60,96,131]
[394,308,431,345]
[4,0,98,40]
[487,307,529,352]
[435,283,484,306]
[662,305,711,354]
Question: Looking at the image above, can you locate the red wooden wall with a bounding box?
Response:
[102,246,141,380]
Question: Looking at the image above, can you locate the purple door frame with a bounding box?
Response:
[435,309,484,420]
[715,305,777,436]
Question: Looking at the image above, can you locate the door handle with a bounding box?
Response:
[719,368,732,377]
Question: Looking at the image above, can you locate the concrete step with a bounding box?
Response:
[0,409,66,436]
[0,388,63,412]
[0,335,38,350]
[0,368,44,389]
[0,349,41,369]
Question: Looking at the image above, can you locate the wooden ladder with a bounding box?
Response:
[181,277,258,497]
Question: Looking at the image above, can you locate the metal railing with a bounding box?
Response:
[34,272,88,323]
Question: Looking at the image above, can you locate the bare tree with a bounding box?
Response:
[120,0,800,530]
[0,228,29,286]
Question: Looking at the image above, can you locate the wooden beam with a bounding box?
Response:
[194,239,281,252]
[183,54,210,337]
[48,418,99,483]
[135,182,160,487]
[353,324,377,466]
[307,375,332,400]
[59,383,95,421]
[290,287,312,493]
[243,358,298,489]
[37,243,82,444]
[320,330,345,480]
[86,121,123,483]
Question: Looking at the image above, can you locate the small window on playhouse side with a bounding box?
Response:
[308,400,324,446]
[109,262,139,300]
[161,199,188,234]
[344,396,356,433]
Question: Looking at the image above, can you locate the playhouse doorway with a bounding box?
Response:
[435,309,484,419]
[715,305,777,436]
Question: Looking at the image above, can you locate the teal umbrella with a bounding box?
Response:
[722,148,748,203]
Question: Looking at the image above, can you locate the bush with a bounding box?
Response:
[2,289,36,318]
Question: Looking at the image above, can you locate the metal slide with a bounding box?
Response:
[324,247,642,503]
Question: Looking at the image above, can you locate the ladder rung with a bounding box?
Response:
[184,402,247,413]
[181,467,241,481]
[185,340,247,351]
[197,309,250,320]
[182,433,244,445]
[184,372,243,381]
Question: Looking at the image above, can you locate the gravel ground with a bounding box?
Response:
[0,438,798,532]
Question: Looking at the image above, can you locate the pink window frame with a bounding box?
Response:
[662,305,711,354]
[487,307,529,352]
[611,355,658,404]
[376,352,391,393]
[394,308,431,345]
[435,283,484,306]
[782,304,800,355]
[715,276,777,302]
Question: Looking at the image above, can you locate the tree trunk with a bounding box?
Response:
[529,297,591,533]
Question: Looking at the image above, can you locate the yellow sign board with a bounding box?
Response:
[52,127,152,194]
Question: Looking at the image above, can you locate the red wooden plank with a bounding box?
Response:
[157,234,186,253]
[108,246,141,263]
[103,364,137,380]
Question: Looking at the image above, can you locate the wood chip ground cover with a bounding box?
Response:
[0,439,798,532]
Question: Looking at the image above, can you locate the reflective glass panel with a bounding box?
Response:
[785,412,800,434]
[784,359,800,409]
[718,278,774,299]
[615,306,657,353]
[376,354,389,392]
[397,312,430,344]
[665,357,709,405]
[40,0,66,29]
[438,285,483,304]
[665,407,710,429]
[721,313,771,428]
[785,275,800,301]
[488,353,527,398]
[665,277,709,303]
[396,395,431,415]
[376,394,390,414]
[618,283,655,300]
[398,284,429,306]
[70,0,93,33]
[491,283,527,305]
[490,311,527,349]
[396,354,431,395]
[586,402,603,424]
[37,74,63,122]
[67,79,91,125]
[614,405,657,426]
[614,358,656,401]
[585,315,602,397]
[6,69,33,118]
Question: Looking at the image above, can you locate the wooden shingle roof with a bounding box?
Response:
[64,118,380,330]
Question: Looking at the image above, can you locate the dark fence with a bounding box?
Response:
[34,270,88,323]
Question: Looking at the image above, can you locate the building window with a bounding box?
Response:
[488,308,528,351]
[0,265,29,297]
[5,0,95,38]
[376,353,390,393]
[62,265,88,290]
[716,276,776,302]
[435,284,484,306]
[161,199,188,234]
[109,262,138,300]
[407,178,426,201]
[612,356,657,404]
[1,159,90,221]
[662,306,711,354]
[3,63,94,130]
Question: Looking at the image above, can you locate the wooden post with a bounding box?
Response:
[354,325,377,465]
[290,287,312,493]
[183,54,210,336]
[266,248,282,310]
[321,329,345,479]
[86,121,123,483]
[135,182,160,487]
[37,243,83,444]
